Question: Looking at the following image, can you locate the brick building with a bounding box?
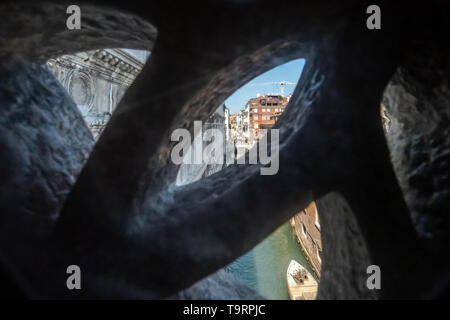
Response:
[228,92,323,278]
[227,93,292,158]
[291,202,322,278]
[247,93,291,141]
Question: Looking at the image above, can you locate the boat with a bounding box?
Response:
[286,259,318,300]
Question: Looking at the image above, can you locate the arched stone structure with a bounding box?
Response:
[0,0,448,299]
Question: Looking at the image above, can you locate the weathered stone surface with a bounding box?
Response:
[0,3,156,61]
[383,43,450,256]
[0,0,449,300]
[0,59,94,297]
[0,59,93,237]
[316,193,376,300]
[173,270,263,300]
[0,59,260,300]
[47,49,150,138]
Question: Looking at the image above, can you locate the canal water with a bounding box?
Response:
[225,222,314,300]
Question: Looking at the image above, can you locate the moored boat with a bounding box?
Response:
[286,259,318,300]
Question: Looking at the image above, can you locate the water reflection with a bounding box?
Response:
[225,223,314,300]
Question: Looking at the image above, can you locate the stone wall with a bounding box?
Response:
[316,194,377,300]
[382,41,450,259]
[0,1,449,300]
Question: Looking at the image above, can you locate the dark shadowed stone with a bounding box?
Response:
[0,3,156,61]
[382,39,450,257]
[0,59,94,296]
[0,58,263,300]
[173,270,263,300]
[0,59,94,237]
[0,0,449,300]
[316,193,376,300]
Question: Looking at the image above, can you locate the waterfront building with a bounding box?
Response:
[247,93,291,143]
[232,92,323,279]
[229,92,291,148]
[291,202,322,277]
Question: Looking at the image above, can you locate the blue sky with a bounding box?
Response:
[225,58,305,114]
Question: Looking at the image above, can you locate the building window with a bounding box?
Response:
[262,108,265,112]
[301,224,307,238]
[254,115,258,120]
[254,123,258,129]
[262,115,266,120]
[253,108,257,113]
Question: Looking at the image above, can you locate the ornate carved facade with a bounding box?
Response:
[47,49,150,138]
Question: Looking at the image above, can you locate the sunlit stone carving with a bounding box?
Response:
[47,49,150,139]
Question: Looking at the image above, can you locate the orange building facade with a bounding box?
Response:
[247,94,290,141]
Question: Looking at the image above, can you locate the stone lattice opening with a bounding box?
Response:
[176,58,304,186]
[0,1,449,300]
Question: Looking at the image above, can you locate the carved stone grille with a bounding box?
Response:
[0,1,449,300]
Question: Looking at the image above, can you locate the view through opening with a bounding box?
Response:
[50,51,322,300]
[176,59,306,186]
[175,58,323,299]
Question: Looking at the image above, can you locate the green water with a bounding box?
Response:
[225,222,314,300]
